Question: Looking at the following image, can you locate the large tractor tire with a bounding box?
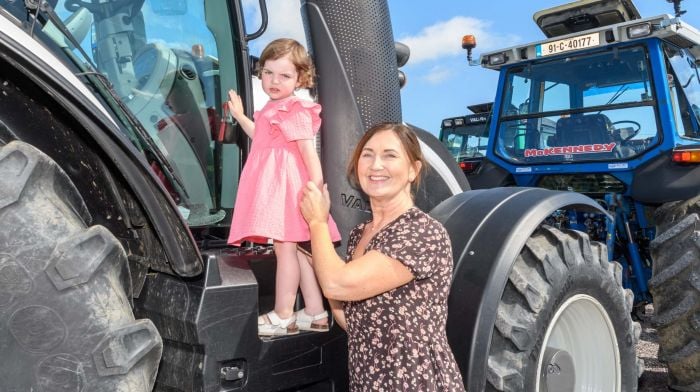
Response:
[650,197,700,391]
[0,141,162,391]
[486,225,642,391]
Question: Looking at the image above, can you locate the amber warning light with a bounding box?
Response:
[462,35,477,65]
[671,147,700,163]
[462,35,476,49]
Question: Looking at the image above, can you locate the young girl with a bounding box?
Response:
[226,38,341,336]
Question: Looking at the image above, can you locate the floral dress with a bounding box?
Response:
[344,207,465,391]
[227,96,340,245]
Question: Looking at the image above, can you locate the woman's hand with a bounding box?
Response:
[300,181,331,225]
[227,89,245,121]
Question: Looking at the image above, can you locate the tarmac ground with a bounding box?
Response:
[637,304,671,392]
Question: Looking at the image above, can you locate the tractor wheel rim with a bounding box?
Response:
[535,294,621,392]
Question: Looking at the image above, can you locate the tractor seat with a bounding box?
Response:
[552,114,613,147]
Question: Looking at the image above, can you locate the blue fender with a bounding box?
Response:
[430,187,610,391]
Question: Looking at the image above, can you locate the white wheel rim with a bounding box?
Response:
[536,294,621,392]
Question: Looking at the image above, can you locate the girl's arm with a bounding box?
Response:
[297,139,323,186]
[329,299,346,330]
[300,183,414,302]
[227,90,255,138]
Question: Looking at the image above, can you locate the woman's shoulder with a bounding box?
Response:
[404,207,436,223]
[403,207,448,234]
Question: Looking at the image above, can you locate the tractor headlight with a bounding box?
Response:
[454,117,465,126]
[442,119,454,128]
[488,52,507,66]
[627,23,652,39]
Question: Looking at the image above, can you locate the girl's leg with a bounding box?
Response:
[297,249,328,326]
[273,241,300,319]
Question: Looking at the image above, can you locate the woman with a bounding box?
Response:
[300,123,465,391]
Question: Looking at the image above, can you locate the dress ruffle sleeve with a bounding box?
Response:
[269,97,322,142]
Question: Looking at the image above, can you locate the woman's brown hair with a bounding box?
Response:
[258,38,316,88]
[346,122,426,192]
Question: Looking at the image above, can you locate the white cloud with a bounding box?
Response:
[423,65,451,84]
[399,16,520,65]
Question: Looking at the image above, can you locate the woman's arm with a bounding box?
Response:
[297,139,323,186]
[329,299,346,330]
[300,182,414,302]
[227,90,255,138]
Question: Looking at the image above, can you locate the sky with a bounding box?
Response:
[243,0,700,135]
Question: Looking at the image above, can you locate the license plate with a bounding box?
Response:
[536,32,600,57]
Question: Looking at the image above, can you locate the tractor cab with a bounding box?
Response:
[37,0,250,233]
[479,0,700,194]
[438,102,491,176]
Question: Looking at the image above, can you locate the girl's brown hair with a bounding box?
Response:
[258,38,316,88]
[347,122,426,192]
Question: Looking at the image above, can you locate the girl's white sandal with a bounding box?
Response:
[296,309,329,332]
[258,311,299,336]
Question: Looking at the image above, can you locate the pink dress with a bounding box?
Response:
[227,96,341,245]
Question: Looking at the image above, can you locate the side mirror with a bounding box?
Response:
[395,41,410,68]
[398,70,407,89]
[395,42,410,89]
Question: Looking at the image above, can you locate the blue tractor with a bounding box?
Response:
[458,0,699,390]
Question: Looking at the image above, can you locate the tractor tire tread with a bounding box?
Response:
[0,141,162,391]
[485,225,640,392]
[650,199,700,391]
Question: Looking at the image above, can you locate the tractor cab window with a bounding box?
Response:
[47,0,244,228]
[440,120,489,161]
[664,44,700,140]
[496,45,660,164]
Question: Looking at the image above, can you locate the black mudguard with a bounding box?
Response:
[430,187,609,391]
[0,23,201,277]
[410,124,470,213]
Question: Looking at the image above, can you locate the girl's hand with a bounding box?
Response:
[301,182,331,225]
[227,89,245,120]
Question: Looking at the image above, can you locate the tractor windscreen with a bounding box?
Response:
[46,0,242,227]
[441,122,489,162]
[495,45,660,164]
